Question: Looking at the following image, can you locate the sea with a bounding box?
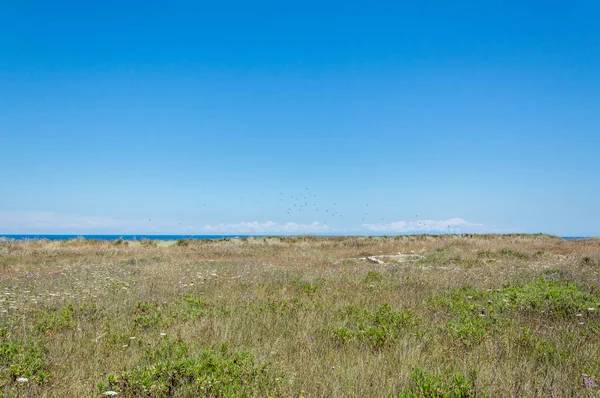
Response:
[0,235,592,241]
[0,235,250,241]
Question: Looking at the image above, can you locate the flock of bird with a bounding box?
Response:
[238,188,381,225]
[146,188,452,232]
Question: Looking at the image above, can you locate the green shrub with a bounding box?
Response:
[0,330,49,383]
[330,304,415,348]
[36,302,104,333]
[429,278,600,319]
[177,295,208,320]
[363,270,384,283]
[132,301,165,330]
[498,249,529,259]
[104,340,285,397]
[446,316,491,347]
[292,278,320,295]
[398,368,477,398]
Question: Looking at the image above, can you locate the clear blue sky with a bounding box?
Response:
[1,1,599,236]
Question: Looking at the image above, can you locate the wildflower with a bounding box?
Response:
[331,366,336,370]
[129,336,136,340]
[582,373,598,387]
[16,377,28,383]
[103,392,119,396]
[122,344,128,348]
[588,308,596,311]
[160,333,167,337]
[576,313,583,317]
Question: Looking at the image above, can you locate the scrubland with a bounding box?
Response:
[1,234,600,397]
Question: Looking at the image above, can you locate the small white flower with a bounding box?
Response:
[122,344,128,348]
[588,308,596,311]
[129,336,136,339]
[103,392,118,396]
[576,313,583,317]
[579,322,585,325]
[160,333,167,336]
[16,377,29,383]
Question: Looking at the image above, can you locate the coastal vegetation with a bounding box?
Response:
[0,234,599,396]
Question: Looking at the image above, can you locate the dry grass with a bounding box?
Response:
[1,235,600,397]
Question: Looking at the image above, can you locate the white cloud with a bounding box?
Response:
[202,221,328,234]
[0,211,331,235]
[1,210,518,235]
[362,217,484,233]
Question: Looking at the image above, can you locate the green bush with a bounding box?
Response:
[429,278,600,319]
[36,302,105,333]
[398,368,477,398]
[178,294,208,320]
[363,270,384,283]
[0,330,49,383]
[105,340,285,397]
[330,304,415,348]
[132,301,165,330]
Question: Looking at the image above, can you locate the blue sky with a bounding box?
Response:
[1,1,599,236]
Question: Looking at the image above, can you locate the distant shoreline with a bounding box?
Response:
[0,234,593,241]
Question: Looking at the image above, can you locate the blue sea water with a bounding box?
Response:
[0,235,250,241]
[0,234,592,241]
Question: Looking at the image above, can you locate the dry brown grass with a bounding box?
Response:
[1,235,600,397]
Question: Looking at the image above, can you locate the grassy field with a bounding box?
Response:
[1,235,600,397]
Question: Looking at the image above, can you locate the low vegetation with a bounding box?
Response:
[0,234,599,396]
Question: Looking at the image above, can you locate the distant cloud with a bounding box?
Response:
[202,221,328,234]
[1,210,520,235]
[362,217,484,233]
[0,211,331,235]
